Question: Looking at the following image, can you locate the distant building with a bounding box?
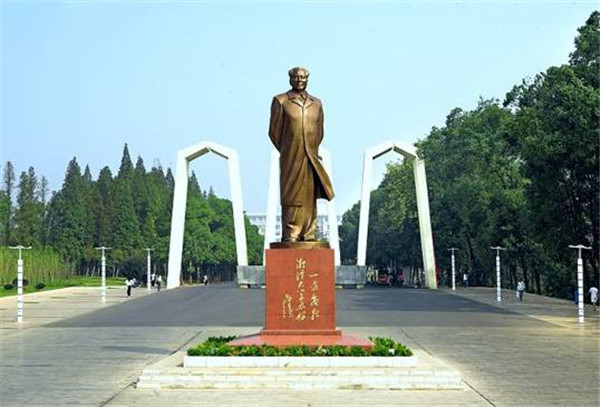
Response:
[246,212,342,240]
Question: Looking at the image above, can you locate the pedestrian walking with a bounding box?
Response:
[156,275,162,292]
[125,277,132,298]
[463,272,469,288]
[203,274,208,286]
[151,273,156,288]
[589,286,598,311]
[517,280,525,302]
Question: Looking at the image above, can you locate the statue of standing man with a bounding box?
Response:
[268,67,335,244]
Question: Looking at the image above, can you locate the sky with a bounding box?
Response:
[1,1,597,216]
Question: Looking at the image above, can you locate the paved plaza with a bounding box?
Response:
[1,284,598,406]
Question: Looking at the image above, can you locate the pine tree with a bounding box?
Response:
[0,190,9,245]
[52,158,88,267]
[38,176,50,246]
[148,163,170,270]
[96,166,113,245]
[1,161,15,245]
[82,165,92,185]
[82,165,95,245]
[133,156,149,237]
[13,167,43,246]
[111,145,141,262]
[118,144,134,179]
[78,165,102,273]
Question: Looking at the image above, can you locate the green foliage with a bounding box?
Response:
[0,247,73,285]
[187,336,412,357]
[370,337,413,357]
[339,202,360,264]
[50,158,88,265]
[0,276,125,297]
[35,282,46,290]
[120,255,146,280]
[1,161,16,245]
[13,167,44,246]
[339,12,599,297]
[2,143,264,282]
[111,145,141,262]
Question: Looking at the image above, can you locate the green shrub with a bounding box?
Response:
[187,336,413,357]
[35,282,46,290]
[12,278,29,286]
[3,283,14,290]
[0,247,73,286]
[370,337,413,357]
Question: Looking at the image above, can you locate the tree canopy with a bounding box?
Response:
[2,146,264,281]
[339,12,599,297]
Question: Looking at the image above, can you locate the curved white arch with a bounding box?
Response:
[356,140,437,289]
[264,148,341,265]
[167,141,248,289]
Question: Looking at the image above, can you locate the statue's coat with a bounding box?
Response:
[268,91,335,206]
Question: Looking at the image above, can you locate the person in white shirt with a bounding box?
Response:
[463,273,469,289]
[517,280,525,302]
[156,275,162,292]
[589,286,598,311]
[125,278,132,297]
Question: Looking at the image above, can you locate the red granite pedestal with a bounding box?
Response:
[229,247,372,349]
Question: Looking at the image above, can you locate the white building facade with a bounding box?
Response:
[247,212,342,241]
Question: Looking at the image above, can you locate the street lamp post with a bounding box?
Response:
[9,245,32,323]
[568,244,591,324]
[490,246,506,302]
[448,248,458,291]
[144,248,154,294]
[95,246,111,303]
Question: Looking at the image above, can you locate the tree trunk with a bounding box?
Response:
[533,267,541,294]
[465,233,477,285]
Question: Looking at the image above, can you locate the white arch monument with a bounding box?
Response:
[264,148,341,266]
[167,141,248,289]
[357,140,437,289]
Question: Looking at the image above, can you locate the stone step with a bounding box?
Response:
[138,372,463,390]
[136,351,464,391]
[143,367,458,377]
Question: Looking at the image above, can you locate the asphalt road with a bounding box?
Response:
[52,283,551,329]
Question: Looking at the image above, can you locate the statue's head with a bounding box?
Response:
[288,67,309,92]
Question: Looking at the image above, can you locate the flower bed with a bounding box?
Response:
[187,336,412,357]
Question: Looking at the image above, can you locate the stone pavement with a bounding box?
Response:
[0,284,598,407]
[441,286,600,329]
[1,286,200,407]
[0,285,149,330]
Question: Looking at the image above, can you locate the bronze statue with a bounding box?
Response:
[268,67,335,243]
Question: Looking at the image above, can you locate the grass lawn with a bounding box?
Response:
[0,276,126,298]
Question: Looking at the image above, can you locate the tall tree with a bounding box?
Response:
[51,158,88,266]
[504,11,599,293]
[0,190,9,245]
[111,144,141,263]
[1,161,16,245]
[133,156,149,238]
[96,166,113,246]
[13,167,43,246]
[338,12,599,298]
[38,176,50,246]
